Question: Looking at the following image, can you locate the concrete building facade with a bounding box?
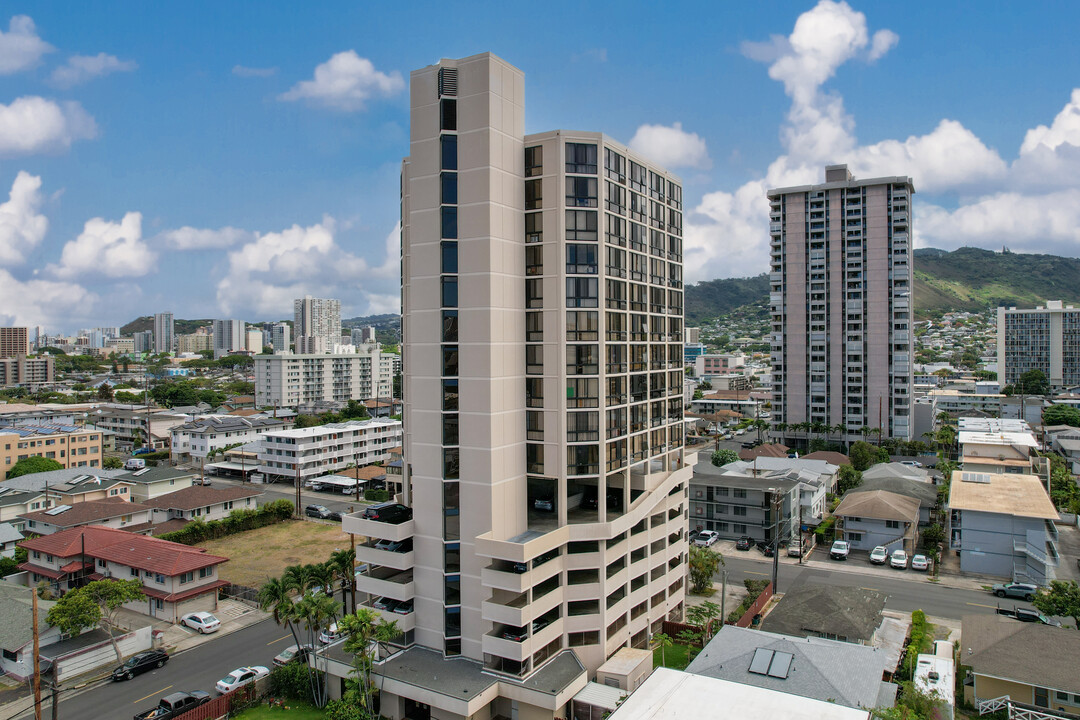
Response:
[0,356,54,387]
[997,300,1080,389]
[0,425,104,479]
[294,296,341,354]
[153,312,174,354]
[0,328,29,358]
[769,165,914,444]
[211,319,244,356]
[257,418,402,484]
[332,53,692,720]
[254,349,393,407]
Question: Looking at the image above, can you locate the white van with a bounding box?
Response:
[124,458,146,471]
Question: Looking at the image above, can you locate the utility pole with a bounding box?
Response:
[719,569,727,625]
[770,490,783,593]
[294,452,302,518]
[349,531,357,613]
[32,589,41,720]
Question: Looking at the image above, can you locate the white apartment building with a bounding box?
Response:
[153,312,174,354]
[769,165,915,444]
[244,329,262,353]
[254,347,394,408]
[271,322,291,352]
[257,418,402,484]
[169,415,295,463]
[211,319,244,356]
[294,296,341,354]
[334,53,692,719]
[997,301,1080,390]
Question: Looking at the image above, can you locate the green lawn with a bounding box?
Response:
[232,702,324,720]
[653,642,695,670]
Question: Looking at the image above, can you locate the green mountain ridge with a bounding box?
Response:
[685,247,1080,325]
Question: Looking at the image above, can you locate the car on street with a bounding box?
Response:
[992,582,1039,601]
[869,546,888,565]
[215,666,269,694]
[112,650,170,681]
[305,504,332,519]
[318,623,342,644]
[693,530,720,547]
[272,644,313,667]
[755,541,774,557]
[736,536,753,551]
[133,691,210,720]
[180,611,221,634]
[362,502,413,523]
[899,460,923,468]
[829,540,850,560]
[996,605,1062,626]
[889,549,909,569]
[787,540,806,557]
[910,554,930,571]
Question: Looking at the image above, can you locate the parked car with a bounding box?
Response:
[502,625,528,642]
[124,458,146,471]
[869,546,888,565]
[372,596,399,611]
[693,530,720,547]
[787,540,806,557]
[996,605,1062,626]
[755,541,774,557]
[112,650,170,681]
[392,599,414,614]
[899,460,923,468]
[829,540,850,560]
[510,562,528,573]
[133,691,210,720]
[305,504,332,519]
[362,502,413,524]
[735,536,753,551]
[180,611,221,634]
[318,624,342,644]
[910,554,930,572]
[992,582,1038,601]
[272,644,313,668]
[889,549,909,569]
[374,539,408,552]
[215,666,269,694]
[133,447,152,456]
[533,496,555,512]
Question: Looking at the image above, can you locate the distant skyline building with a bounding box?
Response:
[769,164,914,443]
[133,330,154,354]
[294,295,341,355]
[271,322,291,353]
[153,312,174,354]
[244,328,263,353]
[997,300,1080,390]
[0,328,30,358]
[211,319,244,356]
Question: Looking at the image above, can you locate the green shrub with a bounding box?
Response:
[726,579,770,624]
[158,500,295,545]
[901,610,934,680]
[364,489,390,502]
[324,699,367,720]
[268,661,313,702]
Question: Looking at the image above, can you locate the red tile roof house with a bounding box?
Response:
[18,526,228,623]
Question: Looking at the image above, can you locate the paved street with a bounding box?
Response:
[718,554,1002,621]
[203,473,366,517]
[12,619,289,720]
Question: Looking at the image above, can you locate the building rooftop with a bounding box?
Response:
[861,463,931,483]
[957,418,1032,433]
[957,430,1038,448]
[692,460,800,493]
[1,468,125,493]
[947,471,1057,519]
[801,451,851,466]
[19,498,153,528]
[608,667,871,720]
[849,477,938,509]
[142,485,263,511]
[19,525,227,575]
[685,625,896,710]
[264,417,402,439]
[738,443,790,461]
[962,614,1080,696]
[0,579,55,652]
[114,466,198,485]
[760,584,886,644]
[833,490,921,524]
[172,415,287,433]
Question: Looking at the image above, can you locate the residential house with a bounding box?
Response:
[962,614,1080,716]
[862,462,933,484]
[760,584,887,645]
[737,443,789,462]
[169,415,294,464]
[947,470,1059,583]
[833,490,920,554]
[690,459,800,544]
[685,625,897,711]
[114,466,198,502]
[363,398,402,418]
[801,450,850,466]
[143,485,262,523]
[689,390,759,417]
[18,526,228,622]
[0,523,23,557]
[18,498,156,536]
[1046,426,1080,474]
[0,579,61,681]
[87,407,188,450]
[607,668,871,720]
[0,424,105,479]
[848,476,938,526]
[0,490,54,531]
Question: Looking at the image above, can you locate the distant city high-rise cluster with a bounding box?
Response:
[769,164,915,444]
[294,295,341,354]
[211,318,245,357]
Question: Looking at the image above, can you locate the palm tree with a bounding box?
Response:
[306,562,335,595]
[294,591,342,707]
[328,548,357,613]
[339,607,402,718]
[258,576,301,649]
[651,632,673,667]
[283,563,317,594]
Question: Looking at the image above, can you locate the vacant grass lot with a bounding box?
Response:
[197,520,354,587]
[232,702,323,720]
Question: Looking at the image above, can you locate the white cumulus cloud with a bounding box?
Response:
[50,53,137,88]
[50,211,156,279]
[918,190,1080,255]
[0,171,48,265]
[0,16,53,75]
[0,269,95,328]
[0,96,97,156]
[279,51,404,111]
[629,122,711,170]
[160,225,254,250]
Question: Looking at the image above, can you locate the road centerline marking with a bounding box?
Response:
[744,571,768,576]
[134,685,172,704]
[966,602,997,609]
[267,634,292,646]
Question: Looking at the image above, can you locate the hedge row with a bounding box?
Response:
[158,499,294,545]
[901,610,933,680]
[364,488,390,502]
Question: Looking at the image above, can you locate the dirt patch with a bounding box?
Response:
[196,520,354,587]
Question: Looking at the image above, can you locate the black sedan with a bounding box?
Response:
[112,649,169,681]
[735,536,753,551]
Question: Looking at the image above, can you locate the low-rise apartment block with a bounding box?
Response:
[690,458,801,544]
[88,407,188,450]
[258,418,403,484]
[169,415,294,463]
[255,347,395,408]
[0,424,104,480]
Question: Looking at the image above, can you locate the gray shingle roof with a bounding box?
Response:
[686,625,895,710]
[0,579,55,651]
[1,468,125,493]
[962,614,1080,695]
[760,584,886,643]
[849,476,938,508]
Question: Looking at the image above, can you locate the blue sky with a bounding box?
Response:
[1,1,1079,332]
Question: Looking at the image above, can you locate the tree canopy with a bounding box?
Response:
[710,448,739,467]
[1043,403,1080,428]
[46,579,145,663]
[1033,580,1080,630]
[849,441,888,471]
[7,456,64,478]
[1003,368,1050,396]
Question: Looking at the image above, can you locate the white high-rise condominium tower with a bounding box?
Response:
[339,53,693,718]
[294,296,341,354]
[271,322,291,353]
[769,165,915,444]
[153,312,174,354]
[211,319,244,355]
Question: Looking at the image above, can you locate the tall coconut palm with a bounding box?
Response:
[306,562,335,596]
[328,548,357,613]
[294,590,342,708]
[258,576,301,649]
[340,607,402,718]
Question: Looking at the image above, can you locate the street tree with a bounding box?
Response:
[1033,580,1080,629]
[338,607,402,718]
[46,579,145,664]
[710,448,739,467]
[688,546,723,595]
